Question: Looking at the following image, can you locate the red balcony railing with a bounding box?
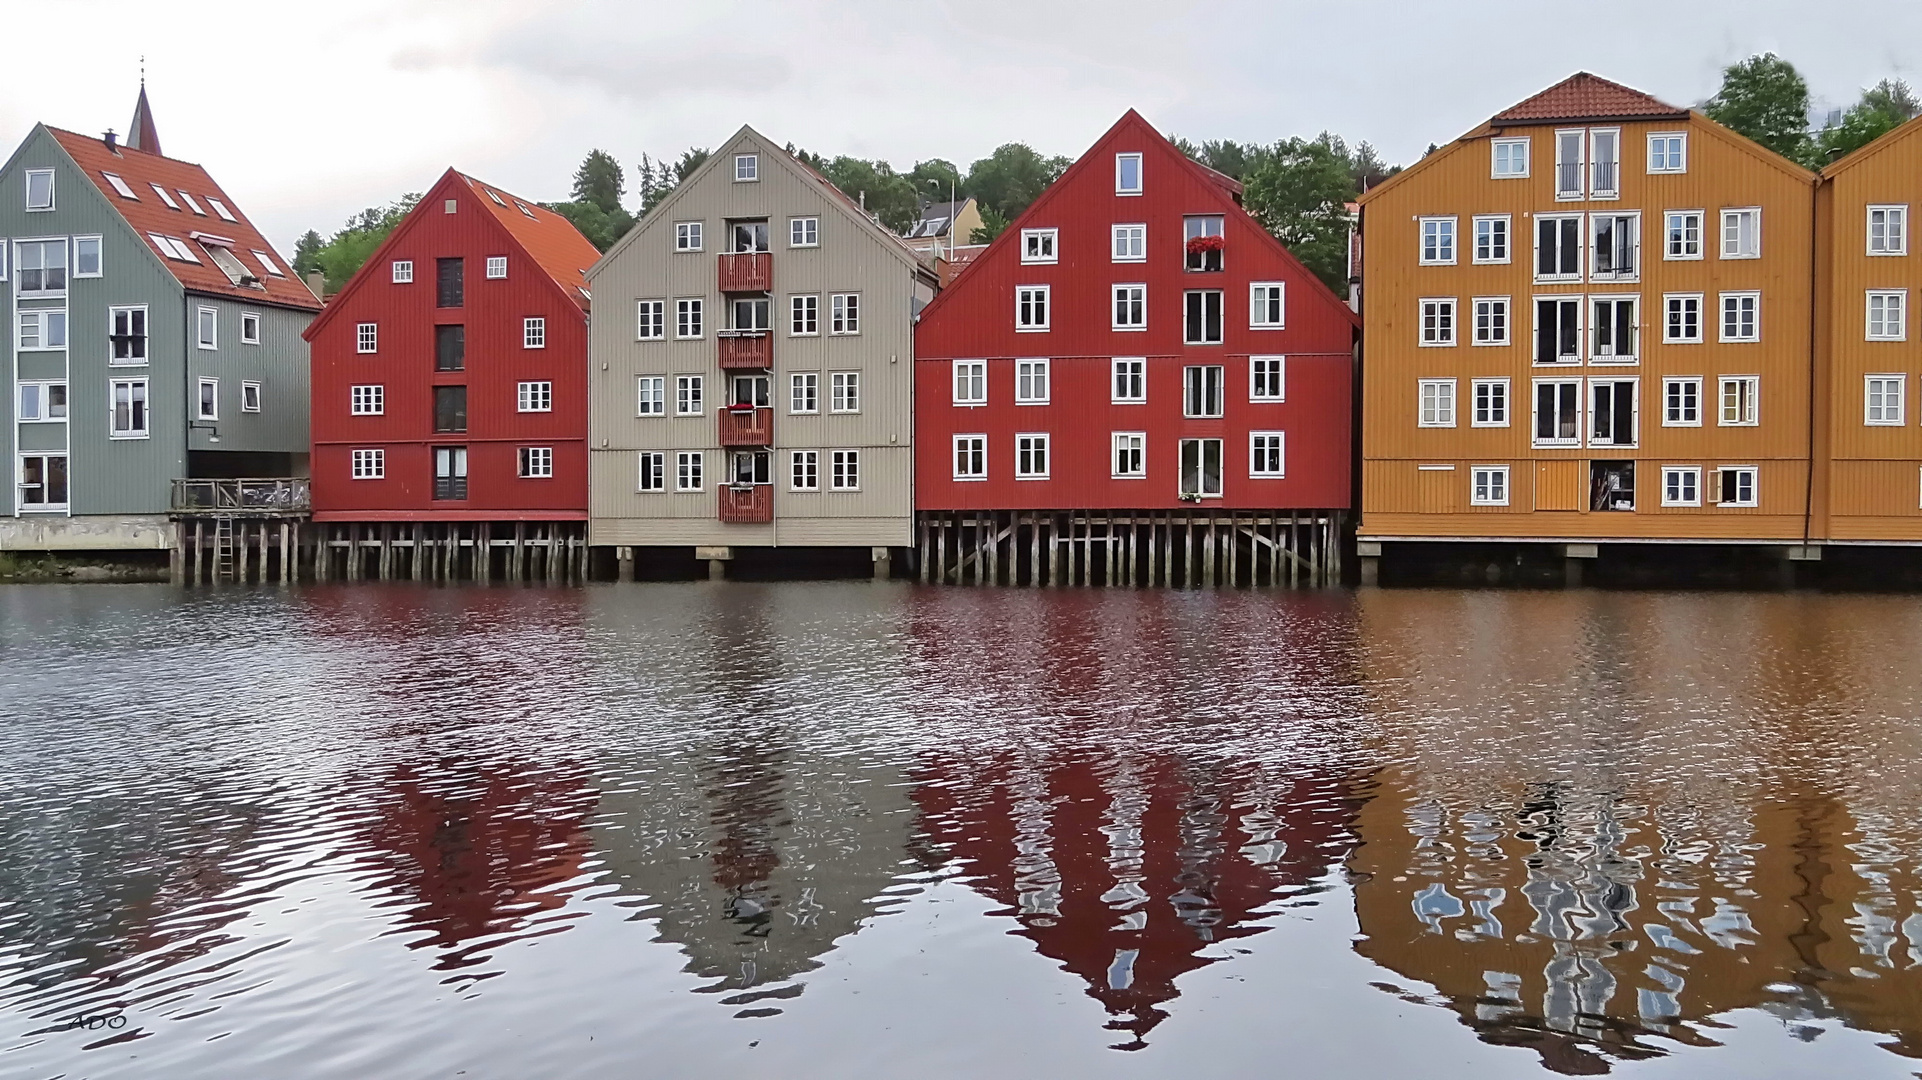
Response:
[718,405,773,447]
[718,252,771,292]
[718,484,773,524]
[717,332,772,370]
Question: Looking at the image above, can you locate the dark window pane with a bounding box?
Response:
[434,386,467,432]
[436,258,464,308]
[436,325,465,371]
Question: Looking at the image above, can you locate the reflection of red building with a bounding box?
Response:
[916,753,1356,1049]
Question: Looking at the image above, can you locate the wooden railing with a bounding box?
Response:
[717,252,772,292]
[719,484,773,524]
[717,332,773,369]
[717,406,773,447]
[171,477,312,515]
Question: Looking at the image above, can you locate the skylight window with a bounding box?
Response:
[149,234,200,262]
[252,250,284,276]
[488,189,507,206]
[150,184,180,209]
[207,197,236,222]
[103,172,138,199]
[516,201,536,219]
[204,243,260,286]
[177,191,206,215]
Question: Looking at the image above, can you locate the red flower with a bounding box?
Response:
[1186,234,1225,254]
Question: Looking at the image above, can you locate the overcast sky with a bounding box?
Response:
[7,0,1920,257]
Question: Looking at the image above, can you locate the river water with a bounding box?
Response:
[2,582,1920,1079]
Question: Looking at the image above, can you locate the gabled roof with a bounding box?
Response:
[1490,72,1687,127]
[46,125,320,310]
[454,172,601,309]
[907,198,970,238]
[1822,111,1922,178]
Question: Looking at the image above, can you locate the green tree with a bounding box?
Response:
[1706,53,1815,164]
[907,158,963,199]
[963,143,1071,222]
[633,147,709,217]
[968,205,1010,245]
[1172,138,1253,180]
[815,157,920,232]
[571,149,625,214]
[544,199,634,253]
[310,194,421,292]
[290,229,323,276]
[1241,136,1359,296]
[1815,78,1921,163]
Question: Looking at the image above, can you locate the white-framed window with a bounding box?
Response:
[197,377,219,420]
[110,378,149,438]
[1663,377,1702,426]
[252,250,283,278]
[1419,297,1456,346]
[391,259,414,283]
[1721,208,1761,259]
[1717,466,1758,507]
[953,436,987,481]
[790,216,819,247]
[1533,379,1582,446]
[1021,228,1058,264]
[1663,210,1703,260]
[1417,378,1456,427]
[103,171,137,199]
[25,168,54,210]
[1491,138,1530,178]
[1112,432,1145,478]
[1868,290,1907,340]
[1112,283,1146,330]
[149,233,199,264]
[16,309,67,351]
[1178,438,1224,498]
[1589,378,1638,447]
[148,183,179,209]
[1589,296,1639,363]
[1249,431,1285,478]
[1591,213,1639,281]
[1534,214,1583,281]
[676,374,704,415]
[635,375,665,416]
[1471,378,1509,427]
[17,381,66,421]
[1184,365,1225,418]
[1662,466,1701,507]
[1016,358,1050,404]
[197,307,218,349]
[1554,129,1586,199]
[1664,294,1703,343]
[791,372,819,414]
[1647,132,1687,173]
[676,451,705,491]
[789,293,819,336]
[1470,465,1510,506]
[73,236,101,278]
[675,221,702,251]
[1869,205,1908,256]
[734,154,759,182]
[1184,289,1223,344]
[1250,356,1286,401]
[1112,223,1146,262]
[1866,375,1906,425]
[1719,376,1760,426]
[241,381,261,413]
[517,381,553,412]
[524,316,546,349]
[830,371,860,412]
[356,322,377,353]
[790,449,821,490]
[830,293,860,334]
[109,305,148,364]
[15,238,68,296]
[351,384,385,415]
[518,447,553,478]
[240,312,261,345]
[1590,128,1623,196]
[637,451,666,492]
[831,449,860,490]
[1014,434,1049,479]
[1419,217,1457,265]
[1472,296,1510,346]
[351,448,384,479]
[952,360,986,406]
[485,256,507,280]
[676,297,703,338]
[1250,282,1285,328]
[1112,357,1145,403]
[1115,153,1143,195]
[177,190,206,216]
[636,299,665,339]
[1016,285,1049,331]
[1720,292,1760,342]
[1473,215,1510,264]
[208,197,236,222]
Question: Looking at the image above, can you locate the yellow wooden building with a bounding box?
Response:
[1356,74,1820,582]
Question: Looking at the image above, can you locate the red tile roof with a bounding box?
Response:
[455,172,601,310]
[1491,72,1687,126]
[47,126,320,311]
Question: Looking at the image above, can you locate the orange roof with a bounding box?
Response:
[47,126,320,310]
[1491,72,1687,126]
[454,172,601,310]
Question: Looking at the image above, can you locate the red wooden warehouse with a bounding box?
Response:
[304,170,599,580]
[913,111,1359,585]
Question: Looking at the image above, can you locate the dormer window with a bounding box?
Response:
[735,154,759,182]
[102,172,138,199]
[150,184,180,209]
[26,169,54,210]
[208,197,237,222]
[1115,153,1143,195]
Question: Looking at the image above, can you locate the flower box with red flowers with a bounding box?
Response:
[724,402,758,414]
[1185,234,1225,255]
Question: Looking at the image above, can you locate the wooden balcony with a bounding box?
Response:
[171,477,311,517]
[717,406,773,446]
[718,252,771,292]
[717,331,772,370]
[718,484,773,524]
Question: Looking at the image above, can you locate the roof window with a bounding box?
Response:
[516,201,536,219]
[102,172,138,199]
[207,197,237,222]
[150,184,180,209]
[488,189,507,206]
[251,250,284,277]
[177,190,207,215]
[149,234,200,262]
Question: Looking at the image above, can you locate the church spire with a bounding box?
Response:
[126,75,161,156]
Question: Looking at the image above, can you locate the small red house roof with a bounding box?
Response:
[1490,72,1687,127]
[454,172,601,309]
[47,126,320,310]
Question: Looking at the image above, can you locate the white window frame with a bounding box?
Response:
[1014,434,1050,480]
[109,377,149,439]
[1111,357,1145,404]
[1647,132,1688,174]
[16,238,71,296]
[1663,293,1704,344]
[240,311,261,345]
[1178,438,1224,499]
[1249,356,1286,402]
[519,446,553,479]
[1471,378,1510,427]
[1183,365,1225,418]
[791,371,820,414]
[952,360,986,406]
[148,183,179,209]
[1719,375,1760,427]
[1470,465,1510,506]
[351,448,385,480]
[73,235,101,278]
[675,374,704,416]
[1472,296,1510,346]
[241,381,261,413]
[675,221,702,251]
[1015,358,1050,405]
[636,299,665,340]
[197,377,219,420]
[1111,431,1145,479]
[16,309,69,351]
[676,451,705,492]
[1867,290,1907,341]
[789,293,820,336]
[1491,137,1530,178]
[102,171,137,199]
[392,260,414,283]
[830,371,860,413]
[675,297,703,339]
[1021,228,1058,264]
[1665,210,1704,260]
[791,449,821,491]
[209,198,237,223]
[1588,294,1640,364]
[25,168,54,211]
[1587,377,1640,448]
[1016,285,1050,332]
[830,449,861,491]
[177,190,206,216]
[1112,223,1146,262]
[1721,208,1761,260]
[1112,283,1146,331]
[1661,466,1702,507]
[1589,128,1624,198]
[1719,291,1760,343]
[789,216,819,247]
[1869,205,1909,256]
[1662,377,1703,427]
[356,322,377,353]
[486,256,508,280]
[1250,282,1285,328]
[1115,153,1143,195]
[1533,213,1584,282]
[108,304,148,365]
[517,380,553,413]
[953,435,987,481]
[16,380,66,421]
[1716,466,1759,508]
[1589,212,1640,283]
[1248,431,1286,478]
[196,306,218,350]
[1419,297,1456,346]
[1532,378,1583,447]
[1472,215,1511,265]
[637,451,666,492]
[830,293,860,335]
[1417,378,1457,428]
[524,316,546,349]
[1419,217,1457,265]
[351,384,385,416]
[1866,374,1906,426]
[636,375,666,416]
[1554,129,1587,200]
[734,154,759,182]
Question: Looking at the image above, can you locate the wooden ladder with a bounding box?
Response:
[213,515,237,581]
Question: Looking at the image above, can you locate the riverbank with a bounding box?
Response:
[0,552,169,583]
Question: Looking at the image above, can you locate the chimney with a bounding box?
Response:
[305,271,326,302]
[103,128,118,152]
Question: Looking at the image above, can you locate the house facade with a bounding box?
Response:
[1356,73,1819,582]
[586,126,938,579]
[913,110,1358,586]
[0,91,318,553]
[303,169,599,579]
